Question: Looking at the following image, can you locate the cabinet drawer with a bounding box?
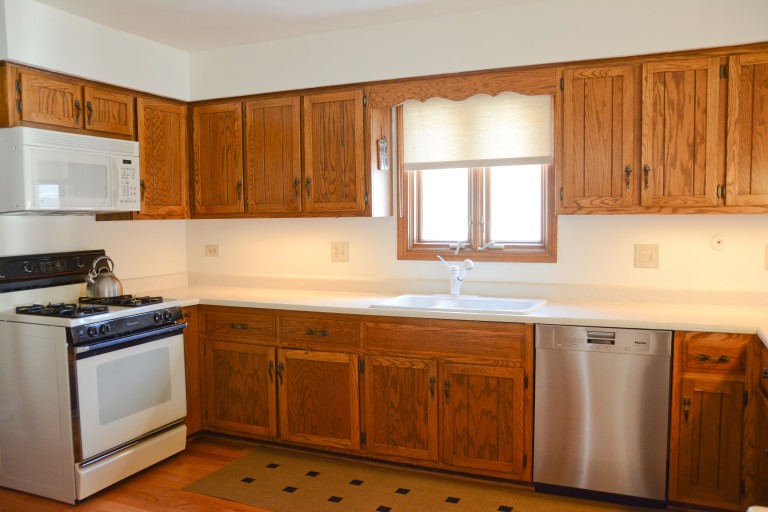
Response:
[201,306,277,345]
[761,345,768,399]
[680,332,750,375]
[279,313,359,350]
[363,318,530,362]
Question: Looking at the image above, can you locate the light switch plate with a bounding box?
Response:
[634,244,659,269]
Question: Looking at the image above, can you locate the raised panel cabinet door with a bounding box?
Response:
[17,69,83,128]
[82,86,135,136]
[670,376,744,508]
[641,58,724,208]
[136,98,188,219]
[442,363,530,479]
[277,349,360,450]
[192,102,244,214]
[302,89,366,214]
[182,306,202,435]
[244,96,302,214]
[204,341,277,437]
[726,51,768,206]
[756,392,768,505]
[561,65,637,210]
[364,356,438,461]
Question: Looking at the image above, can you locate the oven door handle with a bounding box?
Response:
[74,322,188,359]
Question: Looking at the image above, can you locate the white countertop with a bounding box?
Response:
[148,285,768,349]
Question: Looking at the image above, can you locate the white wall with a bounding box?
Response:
[191,0,768,99]
[2,0,189,99]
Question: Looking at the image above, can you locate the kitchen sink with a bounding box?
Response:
[369,294,546,315]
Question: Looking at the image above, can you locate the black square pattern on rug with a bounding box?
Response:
[266,463,280,469]
[376,507,392,512]
[240,477,255,483]
[446,496,461,503]
[282,486,298,493]
[395,487,410,495]
[328,495,343,503]
[349,479,364,486]
[306,470,320,477]
[498,506,514,512]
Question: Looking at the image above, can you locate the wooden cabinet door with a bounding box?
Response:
[244,96,302,214]
[726,51,768,206]
[182,306,202,435]
[17,69,83,129]
[670,376,744,507]
[192,102,244,214]
[364,355,438,461]
[641,58,724,208]
[756,391,768,505]
[561,65,637,210]
[83,86,135,136]
[204,341,277,437]
[442,363,529,479]
[302,89,366,214]
[136,98,188,219]
[278,349,360,450]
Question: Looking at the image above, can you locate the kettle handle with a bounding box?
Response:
[90,255,115,276]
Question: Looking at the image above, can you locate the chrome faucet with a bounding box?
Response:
[437,255,474,295]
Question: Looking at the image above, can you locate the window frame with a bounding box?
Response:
[396,107,557,263]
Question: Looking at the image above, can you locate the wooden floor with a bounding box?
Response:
[0,435,272,512]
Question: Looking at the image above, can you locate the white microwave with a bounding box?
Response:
[0,127,140,214]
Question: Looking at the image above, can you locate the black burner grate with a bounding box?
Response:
[16,302,109,318]
[79,295,163,307]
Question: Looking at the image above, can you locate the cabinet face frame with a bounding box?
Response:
[726,51,768,207]
[560,64,638,210]
[363,355,439,462]
[640,58,723,208]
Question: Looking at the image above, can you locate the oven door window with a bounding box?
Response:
[75,334,186,461]
[28,147,115,210]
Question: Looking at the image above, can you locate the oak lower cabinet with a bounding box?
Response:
[669,331,751,510]
[756,390,768,505]
[182,306,202,435]
[363,355,439,461]
[278,349,360,450]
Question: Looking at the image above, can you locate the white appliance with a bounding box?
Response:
[0,127,140,214]
[0,250,187,504]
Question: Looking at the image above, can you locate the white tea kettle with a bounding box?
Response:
[85,255,124,298]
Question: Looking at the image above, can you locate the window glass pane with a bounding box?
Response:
[488,165,542,242]
[419,168,468,241]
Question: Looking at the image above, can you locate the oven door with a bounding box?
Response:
[74,325,187,461]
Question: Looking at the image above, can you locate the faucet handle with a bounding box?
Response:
[437,255,452,268]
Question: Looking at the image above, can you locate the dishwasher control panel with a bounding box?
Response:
[536,324,671,356]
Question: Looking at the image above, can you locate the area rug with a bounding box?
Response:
[184,445,654,512]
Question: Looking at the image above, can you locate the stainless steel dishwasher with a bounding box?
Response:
[533,324,672,503]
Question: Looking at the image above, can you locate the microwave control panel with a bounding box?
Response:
[117,157,140,210]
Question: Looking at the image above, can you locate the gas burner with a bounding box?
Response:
[16,302,109,318]
[79,295,163,307]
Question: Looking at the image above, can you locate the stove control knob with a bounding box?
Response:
[153,312,163,323]
[87,326,98,337]
[99,324,111,335]
[163,310,174,322]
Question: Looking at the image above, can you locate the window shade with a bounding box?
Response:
[403,92,553,170]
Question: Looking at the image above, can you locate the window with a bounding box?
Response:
[397,93,556,262]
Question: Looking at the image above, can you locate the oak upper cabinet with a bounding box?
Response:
[442,363,528,476]
[13,67,135,137]
[559,64,638,211]
[669,331,750,510]
[363,355,439,462]
[640,58,725,209]
[277,349,360,450]
[725,51,768,207]
[200,306,278,438]
[244,96,302,214]
[192,102,244,214]
[135,98,188,219]
[302,89,366,214]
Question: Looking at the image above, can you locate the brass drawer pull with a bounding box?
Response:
[429,375,436,401]
[683,397,691,424]
[277,362,284,386]
[228,323,249,330]
[444,380,451,404]
[268,360,275,383]
[694,354,709,361]
[306,328,329,337]
[716,355,730,363]
[761,368,768,379]
[694,354,731,363]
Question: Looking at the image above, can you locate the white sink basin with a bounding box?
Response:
[370,294,546,315]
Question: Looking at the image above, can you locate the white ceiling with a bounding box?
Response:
[33,0,528,53]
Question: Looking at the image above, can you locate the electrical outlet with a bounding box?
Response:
[634,244,659,269]
[204,244,220,257]
[331,241,349,262]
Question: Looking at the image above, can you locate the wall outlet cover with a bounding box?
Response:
[331,241,349,262]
